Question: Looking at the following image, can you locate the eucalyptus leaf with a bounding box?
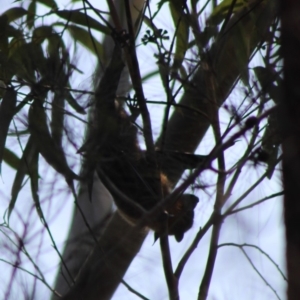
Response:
[254,66,281,103]
[65,91,86,114]
[28,99,79,181]
[51,92,65,147]
[26,0,36,30]
[0,88,17,169]
[3,148,22,171]
[67,25,103,58]
[2,7,28,23]
[29,144,43,219]
[32,25,53,44]
[208,0,246,26]
[37,0,58,10]
[9,136,38,219]
[56,10,110,34]
[169,2,189,71]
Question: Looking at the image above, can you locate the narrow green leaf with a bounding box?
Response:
[9,136,37,219]
[7,25,24,39]
[28,99,79,180]
[51,92,65,147]
[267,84,281,104]
[47,32,64,57]
[56,10,110,34]
[31,43,48,77]
[27,0,36,30]
[36,0,58,10]
[254,66,272,87]
[169,2,189,71]
[65,91,86,114]
[142,70,160,83]
[8,41,36,82]
[0,88,17,169]
[15,93,33,115]
[29,144,43,219]
[32,26,53,44]
[67,25,103,58]
[208,0,246,26]
[157,0,169,13]
[235,25,250,86]
[45,37,64,82]
[212,0,269,90]
[3,148,22,171]
[254,66,281,103]
[2,7,28,23]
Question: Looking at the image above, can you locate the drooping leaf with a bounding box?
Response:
[29,144,43,219]
[31,43,48,77]
[51,91,65,147]
[234,24,251,86]
[211,0,276,91]
[11,41,47,79]
[169,2,189,71]
[32,25,53,44]
[28,98,79,181]
[55,10,110,34]
[47,32,65,56]
[6,25,23,39]
[44,33,67,83]
[67,25,103,58]
[36,0,58,10]
[26,0,36,29]
[254,66,281,103]
[3,148,22,171]
[157,0,169,14]
[9,136,38,219]
[65,90,86,114]
[15,93,33,115]
[261,112,281,179]
[208,0,247,26]
[8,40,36,82]
[0,88,17,169]
[2,7,28,23]
[141,70,160,84]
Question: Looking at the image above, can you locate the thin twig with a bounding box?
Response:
[160,234,179,300]
[198,222,222,300]
[225,191,284,216]
[175,213,217,278]
[222,97,265,204]
[82,0,102,60]
[123,0,155,153]
[160,7,185,151]
[0,258,62,297]
[198,65,226,300]
[218,243,282,300]
[218,243,287,281]
[122,280,150,300]
[223,156,281,216]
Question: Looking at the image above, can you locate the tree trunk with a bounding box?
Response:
[280,1,300,299]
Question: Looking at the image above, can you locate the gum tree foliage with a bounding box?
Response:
[0,1,285,300]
